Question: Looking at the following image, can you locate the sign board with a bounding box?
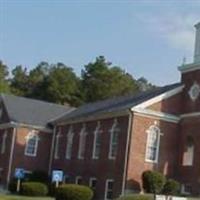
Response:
[52,170,63,182]
[15,168,25,179]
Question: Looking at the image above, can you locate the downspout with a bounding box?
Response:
[121,110,133,196]
[48,126,56,175]
[7,127,17,187]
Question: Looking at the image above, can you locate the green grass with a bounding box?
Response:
[0,194,54,200]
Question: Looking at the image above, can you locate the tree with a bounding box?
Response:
[42,63,81,106]
[81,56,139,103]
[11,65,29,96]
[137,77,156,92]
[0,60,10,93]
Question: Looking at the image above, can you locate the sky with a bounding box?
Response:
[0,0,200,86]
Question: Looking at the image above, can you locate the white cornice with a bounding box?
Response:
[180,112,200,118]
[0,122,52,133]
[178,62,200,74]
[133,85,184,109]
[132,108,180,123]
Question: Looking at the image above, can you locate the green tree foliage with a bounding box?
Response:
[11,65,29,96]
[137,77,156,91]
[82,56,139,102]
[0,60,10,93]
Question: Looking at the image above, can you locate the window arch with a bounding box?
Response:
[54,128,62,159]
[25,130,40,157]
[183,136,194,166]
[65,125,74,159]
[145,124,162,163]
[1,130,7,154]
[78,124,87,159]
[92,121,102,159]
[109,118,120,159]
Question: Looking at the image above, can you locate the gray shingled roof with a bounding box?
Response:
[52,83,182,124]
[1,94,74,128]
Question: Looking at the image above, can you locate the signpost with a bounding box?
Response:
[14,168,25,192]
[52,170,63,188]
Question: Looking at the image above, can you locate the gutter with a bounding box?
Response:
[121,110,133,196]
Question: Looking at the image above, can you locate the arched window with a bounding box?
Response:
[145,124,162,163]
[183,136,194,166]
[1,130,7,154]
[109,118,120,159]
[65,125,74,159]
[92,121,102,159]
[25,130,40,157]
[54,128,62,159]
[78,124,87,159]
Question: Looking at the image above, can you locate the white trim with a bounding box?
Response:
[24,130,40,157]
[75,176,82,185]
[7,128,16,186]
[92,121,102,159]
[132,85,184,109]
[104,179,114,200]
[133,108,180,123]
[181,112,200,118]
[178,62,200,74]
[121,111,133,196]
[0,121,52,132]
[89,177,97,189]
[108,118,120,160]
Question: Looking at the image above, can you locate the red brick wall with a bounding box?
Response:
[181,69,200,113]
[52,115,129,200]
[126,115,179,192]
[178,117,200,195]
[10,127,52,179]
[0,128,14,185]
[147,93,183,115]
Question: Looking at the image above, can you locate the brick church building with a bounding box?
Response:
[0,22,200,199]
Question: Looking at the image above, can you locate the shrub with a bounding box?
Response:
[8,178,18,193]
[142,170,166,194]
[29,170,49,183]
[162,179,180,195]
[21,182,48,196]
[117,194,153,200]
[55,184,93,200]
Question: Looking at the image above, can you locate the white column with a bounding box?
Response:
[194,22,200,63]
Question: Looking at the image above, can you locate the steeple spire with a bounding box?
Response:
[194,22,200,63]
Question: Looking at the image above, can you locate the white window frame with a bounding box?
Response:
[24,130,40,157]
[1,130,7,154]
[75,176,82,185]
[108,118,120,160]
[78,124,87,160]
[104,179,114,200]
[92,121,102,159]
[65,125,74,160]
[89,177,97,189]
[145,123,163,163]
[54,129,62,159]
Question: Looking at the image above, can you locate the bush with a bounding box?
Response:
[142,171,166,194]
[117,194,153,200]
[8,178,18,193]
[162,179,180,195]
[29,170,49,183]
[21,182,48,196]
[55,184,93,200]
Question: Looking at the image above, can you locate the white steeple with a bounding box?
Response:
[194,22,200,63]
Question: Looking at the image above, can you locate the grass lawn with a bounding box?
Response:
[0,194,54,200]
